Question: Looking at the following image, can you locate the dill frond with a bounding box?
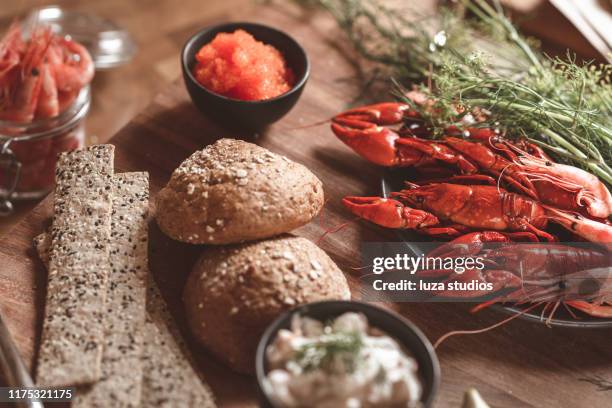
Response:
[295,331,363,373]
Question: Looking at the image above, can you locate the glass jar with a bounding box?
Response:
[0,86,90,215]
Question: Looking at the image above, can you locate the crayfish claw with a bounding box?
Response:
[426,231,511,259]
[342,196,438,230]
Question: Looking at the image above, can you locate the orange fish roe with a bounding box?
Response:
[193,29,295,101]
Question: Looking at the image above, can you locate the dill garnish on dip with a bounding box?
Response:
[192,29,295,101]
[264,312,422,407]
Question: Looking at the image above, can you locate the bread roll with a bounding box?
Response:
[156,139,324,244]
[183,235,351,374]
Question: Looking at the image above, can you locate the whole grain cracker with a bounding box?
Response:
[72,172,150,407]
[142,280,216,407]
[36,145,115,387]
[35,221,215,407]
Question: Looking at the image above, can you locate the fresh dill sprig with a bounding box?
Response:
[297,0,612,186]
[401,51,612,183]
[295,331,363,373]
[296,0,535,82]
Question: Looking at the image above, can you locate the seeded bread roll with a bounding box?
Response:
[156,139,324,244]
[183,235,351,374]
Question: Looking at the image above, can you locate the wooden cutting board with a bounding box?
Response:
[0,3,610,408]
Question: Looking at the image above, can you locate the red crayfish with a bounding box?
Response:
[420,232,612,319]
[330,102,612,320]
[332,102,612,244]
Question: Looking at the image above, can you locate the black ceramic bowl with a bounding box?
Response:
[255,300,440,407]
[181,22,309,130]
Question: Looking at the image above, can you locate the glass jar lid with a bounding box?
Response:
[24,6,137,69]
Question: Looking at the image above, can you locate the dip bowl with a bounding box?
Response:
[256,300,440,407]
[181,22,309,131]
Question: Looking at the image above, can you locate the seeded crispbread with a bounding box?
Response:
[35,232,215,406]
[142,280,216,407]
[36,145,115,387]
[72,172,150,407]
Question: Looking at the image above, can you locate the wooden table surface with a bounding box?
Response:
[0,1,610,407]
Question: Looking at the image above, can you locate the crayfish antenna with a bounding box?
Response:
[545,301,562,326]
[470,299,497,313]
[315,218,355,246]
[290,117,333,130]
[434,302,543,349]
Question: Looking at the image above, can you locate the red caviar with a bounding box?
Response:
[193,29,295,101]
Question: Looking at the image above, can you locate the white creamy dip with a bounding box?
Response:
[264,312,422,407]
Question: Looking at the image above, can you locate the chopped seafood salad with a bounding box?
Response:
[265,312,422,407]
